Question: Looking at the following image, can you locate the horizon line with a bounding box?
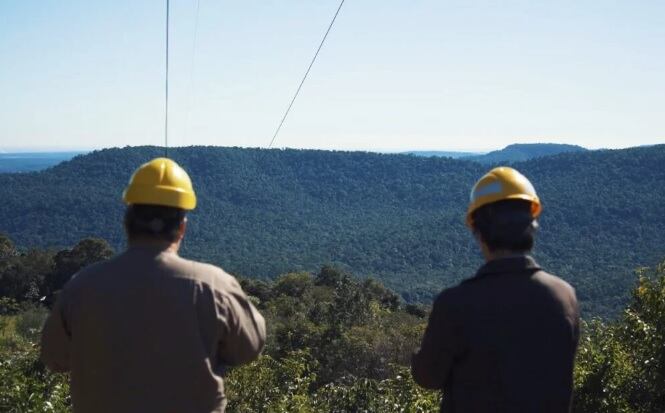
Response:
[0,141,660,154]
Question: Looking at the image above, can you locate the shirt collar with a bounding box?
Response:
[126,244,177,256]
[474,255,541,278]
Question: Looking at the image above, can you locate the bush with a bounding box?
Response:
[225,352,439,413]
[573,262,665,413]
[15,306,48,344]
[0,338,70,412]
[0,297,21,316]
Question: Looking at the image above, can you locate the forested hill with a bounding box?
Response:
[401,150,481,158]
[1,145,664,317]
[464,143,588,164]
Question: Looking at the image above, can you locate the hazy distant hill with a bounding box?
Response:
[0,152,85,173]
[402,150,482,158]
[464,143,588,164]
[1,145,663,318]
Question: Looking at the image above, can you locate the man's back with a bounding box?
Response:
[41,246,266,413]
[412,256,579,413]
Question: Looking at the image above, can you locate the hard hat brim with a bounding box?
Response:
[466,194,541,228]
[123,185,197,210]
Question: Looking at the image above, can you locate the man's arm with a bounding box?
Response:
[40,292,72,373]
[411,292,460,390]
[216,278,266,366]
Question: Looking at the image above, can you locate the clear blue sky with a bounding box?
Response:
[1,0,663,152]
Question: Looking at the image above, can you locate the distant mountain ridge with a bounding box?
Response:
[0,152,86,173]
[463,143,587,164]
[401,150,482,158]
[0,144,663,318]
[401,143,588,164]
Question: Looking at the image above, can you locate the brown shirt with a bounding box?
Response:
[41,246,266,413]
[412,256,579,413]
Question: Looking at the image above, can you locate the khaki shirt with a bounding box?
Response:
[41,246,266,413]
[412,256,579,413]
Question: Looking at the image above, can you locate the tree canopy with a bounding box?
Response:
[2,248,665,412]
[0,145,663,317]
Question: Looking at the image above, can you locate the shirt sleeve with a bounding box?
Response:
[215,278,266,366]
[40,290,72,373]
[411,292,460,390]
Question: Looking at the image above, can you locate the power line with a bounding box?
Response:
[268,0,346,148]
[164,0,170,158]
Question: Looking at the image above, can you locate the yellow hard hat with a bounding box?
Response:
[466,166,541,227]
[123,158,197,210]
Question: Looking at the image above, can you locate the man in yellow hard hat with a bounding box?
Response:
[411,167,580,412]
[41,158,266,413]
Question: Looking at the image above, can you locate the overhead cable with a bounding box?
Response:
[165,0,170,157]
[268,0,346,148]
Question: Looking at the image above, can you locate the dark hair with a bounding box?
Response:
[124,204,187,243]
[471,199,538,253]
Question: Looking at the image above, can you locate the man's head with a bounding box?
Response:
[122,158,197,248]
[471,199,538,254]
[124,204,187,243]
[466,167,541,257]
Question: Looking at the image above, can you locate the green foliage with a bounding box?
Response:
[0,233,16,259]
[229,265,440,411]
[1,263,437,412]
[0,297,21,316]
[0,248,53,303]
[574,262,665,413]
[226,350,318,412]
[42,238,114,297]
[0,314,70,412]
[1,145,664,317]
[574,320,642,413]
[0,236,110,411]
[273,272,314,298]
[0,237,114,306]
[3,259,665,411]
[312,367,440,413]
[226,352,439,412]
[0,346,70,413]
[256,267,426,384]
[15,305,48,343]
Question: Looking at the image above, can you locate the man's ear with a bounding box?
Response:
[177,217,188,241]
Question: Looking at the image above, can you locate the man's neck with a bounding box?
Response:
[128,238,180,254]
[483,249,528,263]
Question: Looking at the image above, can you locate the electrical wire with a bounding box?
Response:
[164,0,170,158]
[268,0,346,148]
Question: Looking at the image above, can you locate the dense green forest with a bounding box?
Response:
[2,237,665,412]
[0,145,663,317]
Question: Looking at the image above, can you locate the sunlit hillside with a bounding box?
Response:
[1,144,663,317]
